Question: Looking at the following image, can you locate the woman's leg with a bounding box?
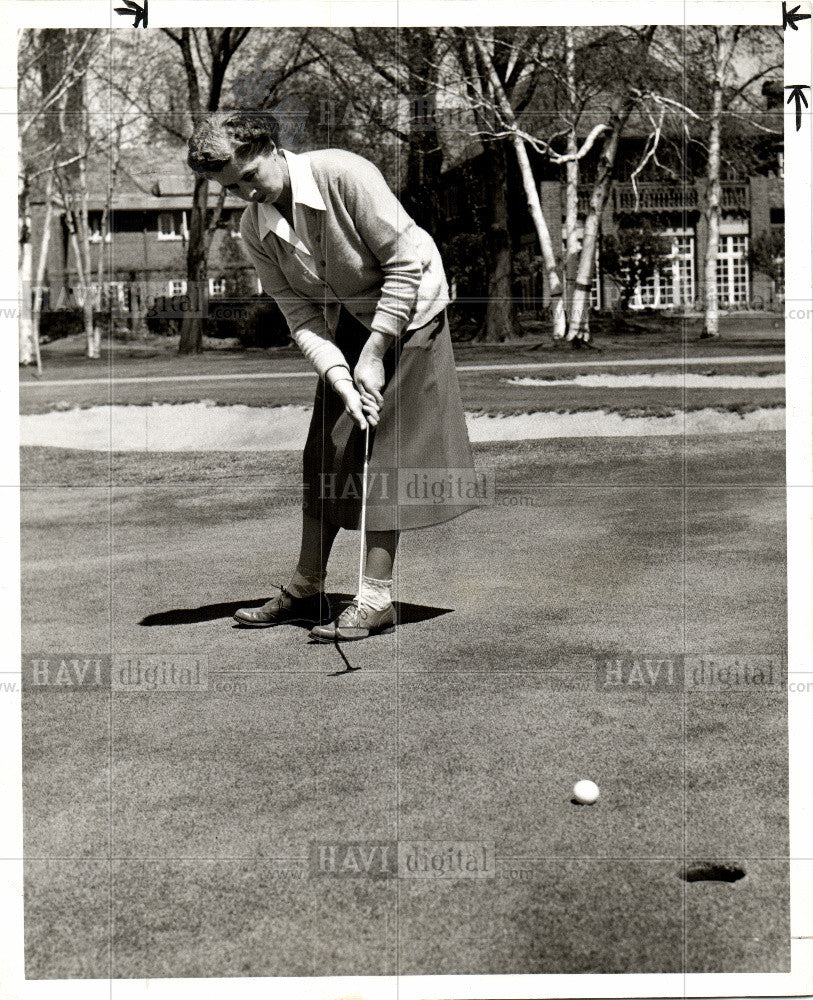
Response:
[365,529,399,581]
[357,529,399,610]
[287,512,339,595]
[233,512,337,624]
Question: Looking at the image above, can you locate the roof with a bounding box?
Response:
[33,144,244,211]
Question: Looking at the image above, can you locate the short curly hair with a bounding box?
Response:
[187,110,281,174]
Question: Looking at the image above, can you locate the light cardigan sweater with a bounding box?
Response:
[239,148,450,379]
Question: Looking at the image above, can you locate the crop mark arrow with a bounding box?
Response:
[786,85,810,130]
[782,2,811,29]
[114,0,148,29]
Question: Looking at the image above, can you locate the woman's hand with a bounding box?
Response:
[334,379,378,430]
[354,352,385,415]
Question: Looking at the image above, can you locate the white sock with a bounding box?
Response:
[357,575,393,612]
[287,567,326,598]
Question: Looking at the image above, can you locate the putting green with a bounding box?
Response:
[20,433,788,977]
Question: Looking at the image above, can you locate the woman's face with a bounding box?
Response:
[206,148,288,204]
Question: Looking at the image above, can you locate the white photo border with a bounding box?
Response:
[1,2,810,998]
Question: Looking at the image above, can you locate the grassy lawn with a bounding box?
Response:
[21,432,789,977]
[19,329,785,416]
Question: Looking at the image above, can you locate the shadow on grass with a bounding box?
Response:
[138,592,453,630]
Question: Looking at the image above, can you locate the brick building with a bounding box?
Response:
[30,85,783,321]
[29,148,257,316]
[435,81,784,315]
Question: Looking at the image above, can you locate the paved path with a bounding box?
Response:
[20,354,784,389]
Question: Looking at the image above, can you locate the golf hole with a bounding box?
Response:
[680,863,746,883]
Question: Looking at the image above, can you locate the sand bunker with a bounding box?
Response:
[19,402,785,452]
[504,373,784,388]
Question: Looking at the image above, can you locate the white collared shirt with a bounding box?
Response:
[257,149,324,263]
[257,150,344,377]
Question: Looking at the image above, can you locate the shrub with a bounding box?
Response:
[600,222,673,311]
[38,309,84,342]
[144,294,291,348]
[749,230,784,285]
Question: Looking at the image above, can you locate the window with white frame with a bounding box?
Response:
[672,236,695,306]
[209,277,227,297]
[158,211,188,241]
[87,281,130,310]
[590,243,601,309]
[107,281,131,311]
[716,235,749,307]
[88,213,112,243]
[630,233,695,309]
[635,265,670,308]
[168,279,187,296]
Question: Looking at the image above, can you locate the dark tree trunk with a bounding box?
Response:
[162,28,250,354]
[402,29,444,234]
[479,140,520,342]
[178,176,209,353]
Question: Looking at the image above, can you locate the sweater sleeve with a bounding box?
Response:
[239,208,351,379]
[337,156,424,339]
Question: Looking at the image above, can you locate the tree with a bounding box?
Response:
[562,26,580,321]
[109,27,333,352]
[462,25,658,344]
[749,230,784,296]
[309,28,448,230]
[159,29,252,353]
[441,231,489,338]
[455,28,539,341]
[55,30,106,358]
[699,26,736,339]
[564,26,658,342]
[600,223,672,310]
[446,27,574,341]
[695,27,781,337]
[638,26,782,337]
[308,26,526,341]
[18,28,108,364]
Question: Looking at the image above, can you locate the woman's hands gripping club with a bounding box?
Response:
[334,335,388,430]
[334,377,380,430]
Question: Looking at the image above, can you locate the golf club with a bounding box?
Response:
[357,422,370,602]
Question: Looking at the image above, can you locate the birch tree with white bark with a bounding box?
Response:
[635,26,782,338]
[460,25,658,345]
[18,29,104,365]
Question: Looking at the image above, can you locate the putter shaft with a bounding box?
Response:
[357,424,370,600]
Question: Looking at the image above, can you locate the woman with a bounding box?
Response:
[187,110,478,642]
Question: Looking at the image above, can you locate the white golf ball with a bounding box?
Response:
[573,779,600,804]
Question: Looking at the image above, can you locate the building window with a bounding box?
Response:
[158,211,188,241]
[590,245,601,309]
[88,213,113,243]
[109,282,131,311]
[716,235,749,307]
[88,281,131,310]
[629,233,695,310]
[209,277,226,297]
[635,265,670,308]
[168,279,187,296]
[672,236,695,306]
